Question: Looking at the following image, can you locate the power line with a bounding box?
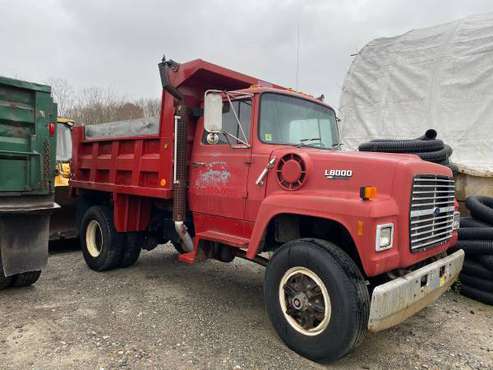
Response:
[295,11,301,89]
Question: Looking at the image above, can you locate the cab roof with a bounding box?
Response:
[170,58,334,111]
[236,86,334,111]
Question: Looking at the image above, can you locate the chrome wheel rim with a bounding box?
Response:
[86,220,103,258]
[279,266,331,336]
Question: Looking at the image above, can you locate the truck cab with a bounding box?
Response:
[190,87,459,275]
[70,57,464,362]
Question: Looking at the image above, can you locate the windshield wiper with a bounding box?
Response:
[300,137,321,143]
[296,137,322,148]
[331,143,342,150]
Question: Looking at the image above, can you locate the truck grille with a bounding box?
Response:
[409,175,455,251]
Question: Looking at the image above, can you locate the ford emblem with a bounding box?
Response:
[433,207,441,217]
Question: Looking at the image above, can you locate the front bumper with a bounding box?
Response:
[368,249,464,332]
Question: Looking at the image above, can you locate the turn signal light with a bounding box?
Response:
[360,186,377,200]
[48,122,56,137]
[356,220,364,236]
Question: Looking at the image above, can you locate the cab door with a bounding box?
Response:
[188,99,252,220]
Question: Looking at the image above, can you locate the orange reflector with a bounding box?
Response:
[360,186,377,200]
[357,220,364,236]
[160,178,167,187]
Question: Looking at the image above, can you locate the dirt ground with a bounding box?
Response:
[1,242,492,370]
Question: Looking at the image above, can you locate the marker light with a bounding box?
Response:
[360,186,377,200]
[48,122,56,137]
[357,220,364,236]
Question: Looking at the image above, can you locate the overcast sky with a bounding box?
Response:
[0,0,492,108]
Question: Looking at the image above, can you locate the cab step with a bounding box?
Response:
[176,230,250,264]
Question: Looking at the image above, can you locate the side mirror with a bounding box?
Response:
[204,91,223,133]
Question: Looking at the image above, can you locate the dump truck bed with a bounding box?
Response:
[71,58,271,201]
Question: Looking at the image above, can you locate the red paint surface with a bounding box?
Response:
[280,158,302,183]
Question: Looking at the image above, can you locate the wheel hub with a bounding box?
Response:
[291,293,308,310]
[86,219,103,258]
[279,266,331,336]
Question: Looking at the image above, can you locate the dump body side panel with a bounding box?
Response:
[0,76,56,194]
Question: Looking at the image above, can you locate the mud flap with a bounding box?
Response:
[0,203,57,277]
[50,185,78,240]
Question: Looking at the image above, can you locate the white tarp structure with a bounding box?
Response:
[339,13,493,176]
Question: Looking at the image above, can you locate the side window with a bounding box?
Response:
[202,99,251,144]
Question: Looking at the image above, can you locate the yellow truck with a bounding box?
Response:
[50,117,77,240]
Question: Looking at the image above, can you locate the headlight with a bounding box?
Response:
[376,223,394,251]
[452,211,460,230]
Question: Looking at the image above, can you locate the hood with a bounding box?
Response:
[266,147,452,198]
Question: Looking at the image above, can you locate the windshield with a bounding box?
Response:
[259,93,339,149]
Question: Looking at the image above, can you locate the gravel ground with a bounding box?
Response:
[1,242,492,370]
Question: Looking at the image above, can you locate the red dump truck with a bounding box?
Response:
[71,56,464,362]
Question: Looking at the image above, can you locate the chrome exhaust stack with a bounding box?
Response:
[172,108,193,253]
[159,56,194,253]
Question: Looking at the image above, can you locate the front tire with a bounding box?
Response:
[80,205,124,271]
[264,238,369,362]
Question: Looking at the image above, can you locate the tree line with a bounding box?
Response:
[49,78,161,124]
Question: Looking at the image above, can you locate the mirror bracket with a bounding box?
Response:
[203,89,253,148]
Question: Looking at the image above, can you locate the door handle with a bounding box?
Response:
[256,157,276,186]
[191,161,207,168]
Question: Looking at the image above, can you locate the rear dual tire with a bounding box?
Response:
[0,255,13,290]
[121,233,142,268]
[264,238,369,362]
[11,271,41,287]
[80,205,141,271]
[0,272,41,290]
[0,252,41,290]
